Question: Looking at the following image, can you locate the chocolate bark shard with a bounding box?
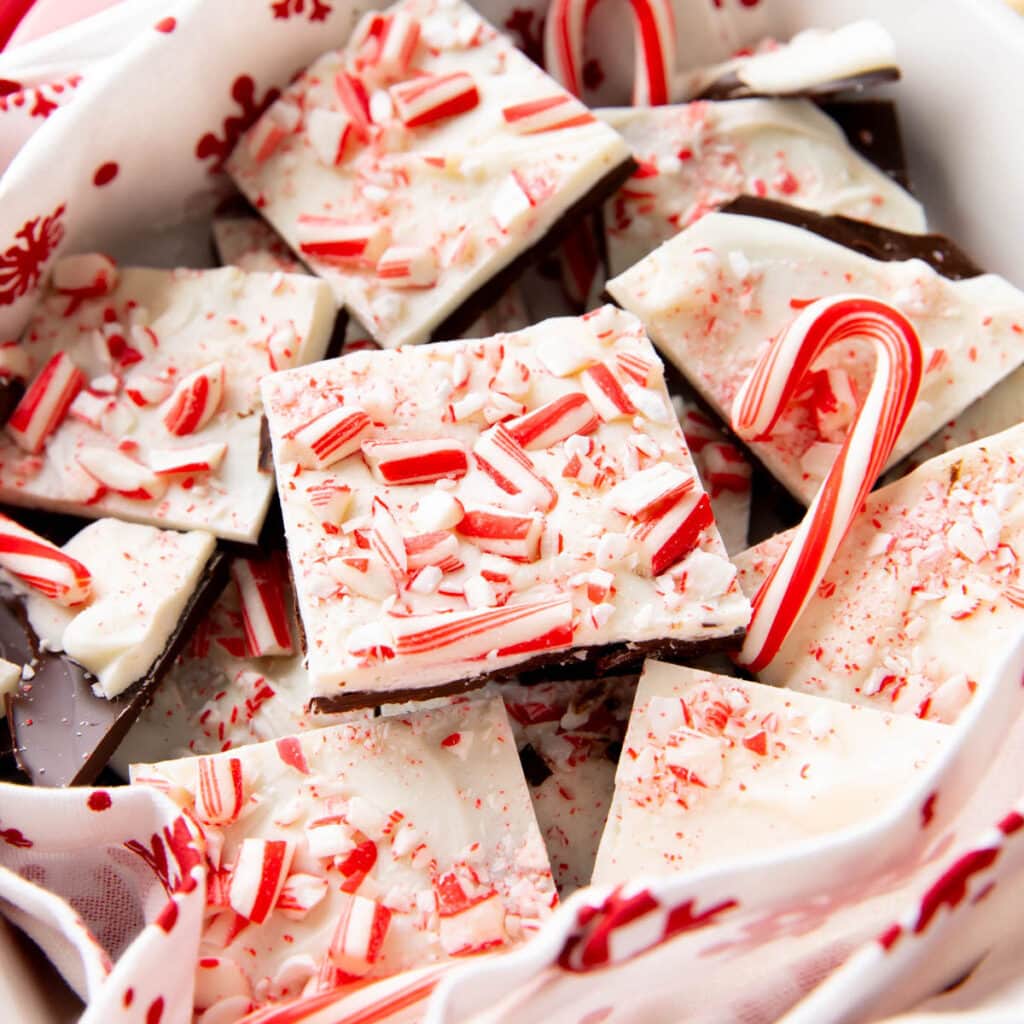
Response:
[820,99,911,190]
[719,195,984,279]
[6,549,228,787]
[695,65,900,102]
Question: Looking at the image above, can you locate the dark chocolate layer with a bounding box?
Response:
[307,627,745,714]
[6,550,229,787]
[820,99,910,190]
[696,66,900,102]
[720,196,984,279]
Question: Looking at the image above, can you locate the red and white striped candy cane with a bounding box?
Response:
[0,511,92,606]
[731,295,922,673]
[544,0,676,105]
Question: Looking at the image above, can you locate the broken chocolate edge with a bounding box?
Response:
[695,66,900,102]
[720,195,985,279]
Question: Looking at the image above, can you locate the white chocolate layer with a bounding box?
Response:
[0,263,336,541]
[592,661,948,885]
[734,425,1024,722]
[132,697,556,1013]
[261,307,750,704]
[600,99,924,277]
[19,519,215,699]
[227,0,631,349]
[607,212,1024,505]
[674,21,897,101]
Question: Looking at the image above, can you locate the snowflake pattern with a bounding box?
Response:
[195,75,281,174]
[0,204,66,307]
[270,0,332,21]
[0,75,83,119]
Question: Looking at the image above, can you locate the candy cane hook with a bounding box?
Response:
[732,295,923,673]
[544,0,676,106]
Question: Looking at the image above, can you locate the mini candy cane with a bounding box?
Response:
[0,511,92,606]
[544,0,676,106]
[732,295,922,673]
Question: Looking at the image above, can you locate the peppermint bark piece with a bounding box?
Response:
[3,516,224,785]
[132,697,557,1016]
[261,307,750,710]
[600,98,924,277]
[592,661,948,885]
[734,425,1024,724]
[607,210,1024,505]
[0,258,335,542]
[227,0,633,349]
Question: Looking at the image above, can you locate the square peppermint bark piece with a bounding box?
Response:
[226,0,633,349]
[734,425,1024,724]
[606,209,1024,505]
[599,99,924,277]
[212,215,306,275]
[592,661,948,885]
[132,697,557,1015]
[2,515,222,785]
[262,307,750,710]
[0,256,335,542]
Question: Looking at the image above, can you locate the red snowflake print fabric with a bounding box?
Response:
[0,204,65,307]
[195,75,281,174]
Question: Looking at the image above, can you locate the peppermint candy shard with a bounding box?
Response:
[307,108,359,167]
[631,490,714,577]
[375,246,439,289]
[284,406,372,470]
[473,425,557,511]
[162,362,225,436]
[505,392,600,450]
[361,437,468,485]
[390,71,480,129]
[0,510,92,606]
[150,443,228,477]
[457,506,543,562]
[7,352,85,453]
[232,555,294,657]
[297,217,390,265]
[76,447,166,501]
[329,892,392,975]
[195,756,246,826]
[502,95,595,135]
[229,837,295,924]
[609,463,696,521]
[581,362,635,421]
[391,595,573,661]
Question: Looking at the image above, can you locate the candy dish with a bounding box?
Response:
[0,1,1023,1023]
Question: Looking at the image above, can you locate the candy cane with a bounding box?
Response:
[0,511,92,606]
[544,0,676,106]
[732,295,922,673]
